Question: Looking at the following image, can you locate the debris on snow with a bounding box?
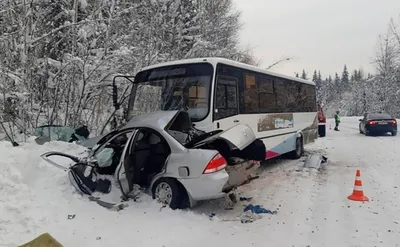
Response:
[239,196,252,202]
[88,196,128,211]
[243,204,277,215]
[240,210,262,223]
[304,154,328,169]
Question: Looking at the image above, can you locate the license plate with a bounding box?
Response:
[378,122,387,125]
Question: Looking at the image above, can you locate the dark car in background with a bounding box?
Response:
[359,113,397,136]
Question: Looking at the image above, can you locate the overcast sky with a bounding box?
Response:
[233,0,400,78]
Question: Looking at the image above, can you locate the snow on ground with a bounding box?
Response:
[1,117,400,247]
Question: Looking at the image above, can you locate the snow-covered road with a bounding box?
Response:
[1,117,400,247]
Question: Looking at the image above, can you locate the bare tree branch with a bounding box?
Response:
[266,57,294,70]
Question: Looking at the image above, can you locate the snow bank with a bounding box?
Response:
[0,140,86,246]
[0,140,222,247]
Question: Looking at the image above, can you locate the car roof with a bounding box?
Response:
[367,113,393,119]
[121,110,179,131]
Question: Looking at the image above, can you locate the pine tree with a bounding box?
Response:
[295,72,299,78]
[301,69,307,80]
[312,70,318,82]
[357,69,363,81]
[334,72,341,97]
[328,75,333,84]
[334,73,340,84]
[341,65,349,85]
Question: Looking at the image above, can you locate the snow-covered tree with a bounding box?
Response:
[0,0,256,136]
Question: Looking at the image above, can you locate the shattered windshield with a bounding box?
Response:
[128,63,213,122]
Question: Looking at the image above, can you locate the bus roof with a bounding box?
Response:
[137,57,315,86]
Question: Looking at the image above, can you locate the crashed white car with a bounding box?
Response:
[41,110,265,209]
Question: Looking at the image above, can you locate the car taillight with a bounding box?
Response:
[368,120,376,125]
[391,120,397,124]
[203,153,227,174]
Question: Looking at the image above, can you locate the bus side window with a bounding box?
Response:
[214,76,238,120]
[258,75,277,113]
[243,74,259,113]
[274,79,287,112]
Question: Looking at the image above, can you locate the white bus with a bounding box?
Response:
[125,57,318,160]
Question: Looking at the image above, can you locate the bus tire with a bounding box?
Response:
[318,125,326,137]
[288,137,303,160]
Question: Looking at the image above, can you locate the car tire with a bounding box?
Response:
[152,178,187,210]
[288,137,303,159]
[392,131,397,136]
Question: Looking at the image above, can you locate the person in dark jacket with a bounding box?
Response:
[334,111,341,131]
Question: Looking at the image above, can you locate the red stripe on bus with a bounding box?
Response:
[266,151,280,159]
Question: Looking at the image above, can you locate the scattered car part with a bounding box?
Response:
[304,154,328,169]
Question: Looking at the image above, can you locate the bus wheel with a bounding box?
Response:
[289,137,303,159]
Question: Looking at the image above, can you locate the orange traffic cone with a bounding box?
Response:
[348,169,369,202]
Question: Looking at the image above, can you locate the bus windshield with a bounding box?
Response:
[128,63,213,122]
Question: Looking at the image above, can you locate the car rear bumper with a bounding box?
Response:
[223,160,260,191]
[179,161,260,202]
[367,125,397,133]
[178,170,229,201]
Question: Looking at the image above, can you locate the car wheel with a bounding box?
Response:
[392,131,397,136]
[288,137,303,159]
[152,178,187,210]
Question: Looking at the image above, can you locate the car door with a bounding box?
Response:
[115,129,139,196]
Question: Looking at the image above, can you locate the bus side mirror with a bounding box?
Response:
[112,83,119,109]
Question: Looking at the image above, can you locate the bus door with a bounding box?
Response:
[213,76,239,130]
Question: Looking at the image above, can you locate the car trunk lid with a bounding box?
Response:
[190,124,266,162]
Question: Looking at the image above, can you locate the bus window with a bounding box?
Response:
[189,86,207,107]
[214,76,238,120]
[129,63,213,122]
[258,75,277,113]
[243,74,259,113]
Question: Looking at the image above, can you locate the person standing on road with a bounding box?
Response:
[334,111,341,131]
